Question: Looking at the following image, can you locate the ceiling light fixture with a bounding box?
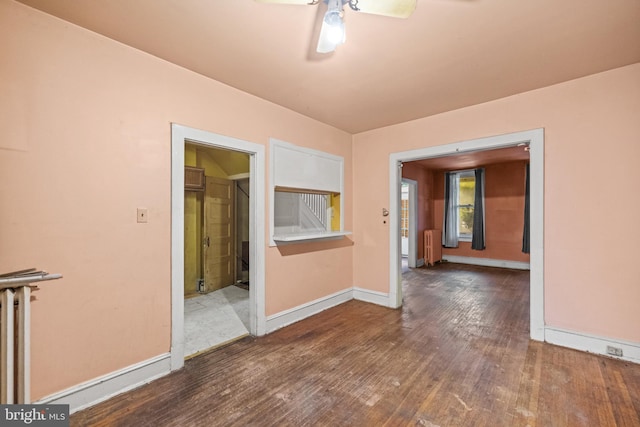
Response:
[317,0,345,53]
[257,0,417,54]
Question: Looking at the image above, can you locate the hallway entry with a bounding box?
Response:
[171,124,267,371]
[184,144,249,296]
[183,143,251,357]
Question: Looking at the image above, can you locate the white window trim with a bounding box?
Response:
[451,169,475,241]
[269,138,349,245]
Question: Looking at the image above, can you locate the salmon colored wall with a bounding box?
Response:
[0,2,352,400]
[353,63,640,344]
[431,161,530,262]
[401,162,435,261]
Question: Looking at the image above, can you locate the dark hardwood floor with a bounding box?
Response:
[71,263,640,426]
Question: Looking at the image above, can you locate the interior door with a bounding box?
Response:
[203,176,235,293]
[401,184,409,256]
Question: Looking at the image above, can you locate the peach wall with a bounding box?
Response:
[431,161,530,262]
[353,63,640,343]
[0,1,352,400]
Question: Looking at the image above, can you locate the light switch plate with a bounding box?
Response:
[137,208,148,223]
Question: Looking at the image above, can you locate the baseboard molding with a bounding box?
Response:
[35,353,171,414]
[416,258,425,268]
[545,327,640,364]
[442,255,530,270]
[353,287,390,307]
[266,288,353,333]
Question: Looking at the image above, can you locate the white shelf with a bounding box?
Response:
[273,231,352,243]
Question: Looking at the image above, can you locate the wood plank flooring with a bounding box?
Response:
[71,263,640,426]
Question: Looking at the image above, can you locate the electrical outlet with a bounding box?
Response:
[606,345,623,357]
[137,208,148,223]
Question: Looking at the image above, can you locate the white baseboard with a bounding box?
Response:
[417,258,425,268]
[545,327,640,364]
[35,353,171,414]
[442,255,530,270]
[353,287,390,307]
[266,288,353,333]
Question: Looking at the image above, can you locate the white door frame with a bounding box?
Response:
[171,124,266,371]
[401,178,418,268]
[388,129,545,341]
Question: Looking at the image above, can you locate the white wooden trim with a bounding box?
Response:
[170,126,185,372]
[269,138,346,247]
[545,327,640,364]
[388,162,403,309]
[273,231,351,242]
[353,287,389,307]
[389,128,545,341]
[266,289,353,333]
[35,353,171,414]
[171,124,267,372]
[528,130,545,341]
[270,138,343,192]
[442,256,530,270]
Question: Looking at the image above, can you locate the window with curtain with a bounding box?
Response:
[457,171,476,241]
[442,168,485,249]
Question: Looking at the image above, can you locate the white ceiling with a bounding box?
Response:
[15,0,640,134]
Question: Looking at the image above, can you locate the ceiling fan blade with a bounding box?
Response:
[254,0,318,5]
[351,0,417,18]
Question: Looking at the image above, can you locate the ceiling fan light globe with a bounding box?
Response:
[316,2,346,53]
[323,9,341,26]
[326,22,345,45]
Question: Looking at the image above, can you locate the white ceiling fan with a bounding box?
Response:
[255,0,417,53]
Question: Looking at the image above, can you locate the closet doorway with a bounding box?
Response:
[183,143,251,358]
[171,124,266,371]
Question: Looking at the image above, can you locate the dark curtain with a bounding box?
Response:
[471,168,485,250]
[522,163,530,253]
[442,172,458,247]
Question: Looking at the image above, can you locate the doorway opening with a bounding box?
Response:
[183,143,251,357]
[389,129,544,341]
[400,178,418,268]
[171,124,266,371]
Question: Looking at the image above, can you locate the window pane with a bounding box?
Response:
[401,199,409,237]
[458,176,475,235]
[274,190,336,234]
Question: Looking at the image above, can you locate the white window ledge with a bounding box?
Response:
[273,231,352,243]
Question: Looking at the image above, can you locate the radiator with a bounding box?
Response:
[0,286,30,404]
[0,271,61,404]
[424,229,442,267]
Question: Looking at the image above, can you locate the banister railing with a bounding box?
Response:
[0,270,61,404]
[299,193,328,230]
